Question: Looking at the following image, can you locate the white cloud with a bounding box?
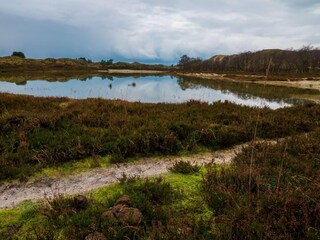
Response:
[0,0,319,61]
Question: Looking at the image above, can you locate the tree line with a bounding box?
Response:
[178,46,320,73]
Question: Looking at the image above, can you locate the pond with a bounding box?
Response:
[0,74,318,109]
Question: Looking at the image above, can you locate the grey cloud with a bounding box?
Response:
[0,0,319,62]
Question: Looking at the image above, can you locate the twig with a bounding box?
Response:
[265,58,273,81]
[276,142,287,193]
[248,57,272,205]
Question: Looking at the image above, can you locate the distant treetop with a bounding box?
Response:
[11,51,26,58]
[78,57,93,63]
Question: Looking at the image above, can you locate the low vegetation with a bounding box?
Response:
[0,56,172,73]
[202,130,320,239]
[1,93,320,181]
[1,130,319,239]
[0,56,102,73]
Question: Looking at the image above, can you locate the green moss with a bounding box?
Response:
[0,209,21,229]
[0,172,205,237]
[169,171,213,216]
[92,183,124,206]
[0,201,37,229]
[30,155,110,180]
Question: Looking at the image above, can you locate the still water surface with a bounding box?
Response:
[0,75,317,109]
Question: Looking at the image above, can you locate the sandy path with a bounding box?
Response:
[0,141,272,209]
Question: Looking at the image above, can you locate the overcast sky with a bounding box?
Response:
[0,0,319,63]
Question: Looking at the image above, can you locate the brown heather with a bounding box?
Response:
[1,93,320,181]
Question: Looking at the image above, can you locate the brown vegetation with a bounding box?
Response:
[1,93,320,181]
[1,131,319,239]
[0,56,172,74]
[202,130,320,239]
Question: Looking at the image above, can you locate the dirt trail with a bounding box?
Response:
[0,141,274,209]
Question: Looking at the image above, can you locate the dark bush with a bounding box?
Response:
[121,177,181,223]
[11,51,26,58]
[170,160,200,174]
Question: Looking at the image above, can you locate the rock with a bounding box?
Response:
[84,231,107,240]
[73,195,88,210]
[102,209,117,222]
[112,204,142,226]
[114,194,131,206]
[102,195,143,226]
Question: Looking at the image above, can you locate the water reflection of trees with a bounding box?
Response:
[0,72,165,85]
[2,73,317,105]
[177,76,317,105]
[0,72,113,85]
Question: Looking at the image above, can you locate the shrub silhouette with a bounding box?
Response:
[11,51,25,58]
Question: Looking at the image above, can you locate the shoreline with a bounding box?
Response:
[177,72,320,91]
[1,68,320,92]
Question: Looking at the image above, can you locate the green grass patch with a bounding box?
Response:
[0,201,37,237]
[30,155,111,180]
[0,171,210,239]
